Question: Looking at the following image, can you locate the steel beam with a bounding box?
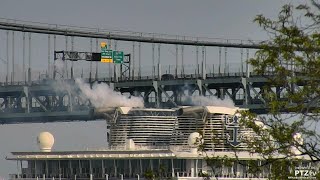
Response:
[0,21,262,49]
[0,74,310,124]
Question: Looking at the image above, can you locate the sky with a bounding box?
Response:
[0,0,300,177]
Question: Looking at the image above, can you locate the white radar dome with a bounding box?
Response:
[293,132,303,145]
[291,132,304,157]
[37,132,54,152]
[188,132,202,148]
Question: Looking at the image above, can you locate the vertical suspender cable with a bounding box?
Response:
[138,41,141,78]
[224,43,227,74]
[203,46,207,74]
[152,43,155,78]
[65,36,68,78]
[28,32,31,83]
[240,42,244,75]
[53,34,56,79]
[95,38,98,80]
[181,45,184,76]
[158,44,161,79]
[108,39,112,80]
[12,31,14,83]
[48,34,51,78]
[175,44,178,77]
[218,47,221,74]
[246,49,250,77]
[23,32,26,82]
[132,42,135,79]
[6,31,9,84]
[196,45,199,77]
[202,46,204,79]
[114,40,117,50]
[71,36,74,79]
[114,40,118,81]
[90,38,93,81]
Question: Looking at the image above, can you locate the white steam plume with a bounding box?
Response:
[76,79,144,108]
[183,95,235,108]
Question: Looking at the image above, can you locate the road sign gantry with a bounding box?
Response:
[100,42,123,64]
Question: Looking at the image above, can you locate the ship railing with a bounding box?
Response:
[85,145,171,151]
[169,145,191,152]
[9,173,269,180]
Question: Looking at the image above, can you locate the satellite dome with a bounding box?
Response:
[291,132,304,156]
[188,132,202,148]
[293,132,303,145]
[37,132,54,152]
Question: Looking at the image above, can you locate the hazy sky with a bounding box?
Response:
[0,0,298,177]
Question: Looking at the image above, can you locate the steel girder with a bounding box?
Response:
[0,75,287,124]
[0,84,92,124]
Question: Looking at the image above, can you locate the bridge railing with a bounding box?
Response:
[0,72,270,87]
[1,61,294,86]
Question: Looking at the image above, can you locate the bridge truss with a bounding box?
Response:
[0,73,275,124]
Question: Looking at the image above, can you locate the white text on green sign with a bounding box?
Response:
[113,51,124,64]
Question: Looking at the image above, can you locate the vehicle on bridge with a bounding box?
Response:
[161,74,175,80]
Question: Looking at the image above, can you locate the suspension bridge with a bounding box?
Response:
[0,18,279,124]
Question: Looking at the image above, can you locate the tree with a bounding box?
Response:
[200,1,320,179]
[240,1,320,179]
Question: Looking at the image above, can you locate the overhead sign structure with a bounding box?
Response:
[113,51,124,64]
[100,42,113,63]
[100,42,124,64]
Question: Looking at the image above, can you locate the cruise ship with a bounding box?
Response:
[6,106,311,180]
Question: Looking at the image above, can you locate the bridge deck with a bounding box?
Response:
[0,74,272,124]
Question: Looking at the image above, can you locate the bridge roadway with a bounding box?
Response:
[0,72,272,124]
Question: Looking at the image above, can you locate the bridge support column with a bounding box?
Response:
[173,90,179,105]
[113,65,117,82]
[67,91,73,112]
[153,81,161,108]
[201,46,206,80]
[143,90,152,105]
[219,88,225,99]
[23,86,31,113]
[241,77,250,106]
[158,64,161,80]
[201,62,206,80]
[197,79,205,96]
[28,68,32,85]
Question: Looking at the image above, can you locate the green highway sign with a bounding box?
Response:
[101,49,113,59]
[113,51,124,64]
[100,42,125,64]
[100,42,113,63]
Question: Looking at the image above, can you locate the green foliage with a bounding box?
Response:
[143,166,173,180]
[202,2,320,179]
[143,169,154,180]
[244,1,320,156]
[244,1,320,179]
[268,159,299,180]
